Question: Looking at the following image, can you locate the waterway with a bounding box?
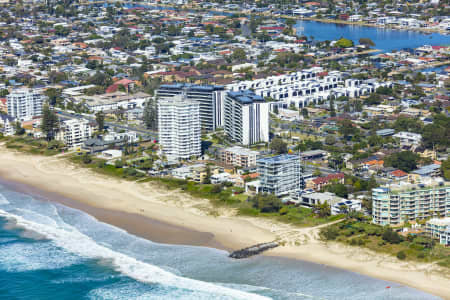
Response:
[294,20,450,52]
[119,3,450,52]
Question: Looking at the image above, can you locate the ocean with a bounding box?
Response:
[0,183,441,300]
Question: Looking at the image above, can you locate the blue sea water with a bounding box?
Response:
[0,184,442,300]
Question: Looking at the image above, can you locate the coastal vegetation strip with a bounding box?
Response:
[320,218,450,269]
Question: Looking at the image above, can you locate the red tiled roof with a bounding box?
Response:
[115,78,133,86]
[391,169,408,177]
[242,173,259,179]
[260,26,285,31]
[312,173,345,185]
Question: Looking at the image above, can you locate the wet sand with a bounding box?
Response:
[0,177,224,250]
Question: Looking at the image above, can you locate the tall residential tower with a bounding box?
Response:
[223,90,269,145]
[158,94,201,161]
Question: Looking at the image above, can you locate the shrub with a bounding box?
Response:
[417,252,425,259]
[211,184,223,194]
[321,226,339,240]
[248,193,282,213]
[82,153,92,164]
[96,161,106,168]
[279,206,289,215]
[397,251,406,260]
[382,228,403,244]
[115,159,124,168]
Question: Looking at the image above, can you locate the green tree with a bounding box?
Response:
[329,98,336,117]
[143,99,158,131]
[384,151,420,173]
[335,38,354,48]
[301,108,309,118]
[313,201,331,218]
[167,24,179,36]
[422,114,450,150]
[41,103,59,141]
[270,137,287,154]
[204,165,211,184]
[44,88,62,106]
[358,38,375,47]
[231,48,247,62]
[382,228,403,244]
[95,111,105,132]
[14,121,25,135]
[393,116,423,133]
[441,157,450,181]
[338,119,358,139]
[82,153,92,164]
[325,183,348,198]
[249,193,282,213]
[115,159,124,168]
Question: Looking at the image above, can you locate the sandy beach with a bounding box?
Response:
[0,146,449,299]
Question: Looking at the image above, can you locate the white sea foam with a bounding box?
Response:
[0,209,269,300]
[0,241,80,272]
[0,193,10,205]
[88,281,243,300]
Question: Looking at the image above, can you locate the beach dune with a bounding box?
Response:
[0,146,449,299]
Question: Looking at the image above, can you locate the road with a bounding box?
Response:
[55,110,158,139]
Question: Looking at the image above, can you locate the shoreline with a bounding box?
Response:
[0,177,226,250]
[0,146,449,299]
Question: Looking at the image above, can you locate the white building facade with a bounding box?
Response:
[227,68,392,109]
[224,90,269,145]
[257,154,302,197]
[372,180,450,226]
[157,84,225,131]
[158,95,201,161]
[57,119,93,148]
[7,89,44,121]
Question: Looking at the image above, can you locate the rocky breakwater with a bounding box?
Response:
[229,242,279,259]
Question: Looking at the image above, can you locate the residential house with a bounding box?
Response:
[307,173,345,191]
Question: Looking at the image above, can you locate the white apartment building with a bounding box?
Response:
[158,95,201,161]
[441,227,450,246]
[75,92,150,113]
[223,90,269,145]
[393,131,422,147]
[57,119,92,149]
[331,199,362,215]
[7,89,44,121]
[157,84,225,131]
[227,68,391,109]
[220,146,260,168]
[372,179,450,226]
[426,218,450,242]
[0,114,15,136]
[257,154,302,197]
[103,130,139,143]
